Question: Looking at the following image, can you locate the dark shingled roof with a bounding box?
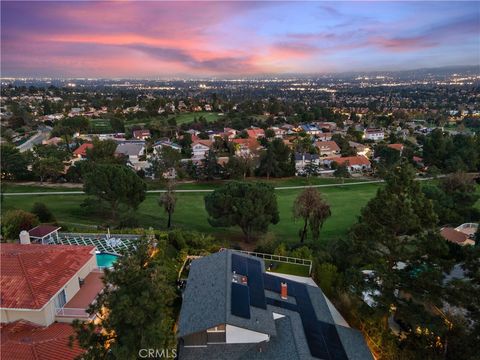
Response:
[178,250,276,338]
[28,225,61,239]
[178,250,373,360]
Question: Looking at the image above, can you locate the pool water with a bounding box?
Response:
[96,253,120,268]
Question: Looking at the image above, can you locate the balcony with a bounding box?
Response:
[55,269,104,322]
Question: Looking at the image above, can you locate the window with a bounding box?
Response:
[207,324,226,332]
[54,289,67,308]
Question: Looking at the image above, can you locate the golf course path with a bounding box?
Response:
[3,179,435,196]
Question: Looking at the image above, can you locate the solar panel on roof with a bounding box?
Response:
[231,283,250,319]
[246,258,267,309]
[264,274,348,360]
[231,254,248,275]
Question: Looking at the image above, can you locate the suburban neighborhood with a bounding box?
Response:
[1,1,480,360]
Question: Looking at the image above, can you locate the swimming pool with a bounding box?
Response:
[96,252,120,268]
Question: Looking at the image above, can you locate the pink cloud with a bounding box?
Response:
[369,36,438,52]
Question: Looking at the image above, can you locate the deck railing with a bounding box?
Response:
[55,307,94,319]
[221,248,313,275]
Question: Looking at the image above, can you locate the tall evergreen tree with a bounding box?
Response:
[84,164,146,220]
[71,237,177,359]
[347,163,451,350]
[205,181,279,242]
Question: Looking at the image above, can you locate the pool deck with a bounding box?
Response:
[64,270,104,309]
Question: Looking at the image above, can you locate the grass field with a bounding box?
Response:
[2,182,383,246]
[174,111,222,125]
[89,119,113,133]
[2,177,373,192]
[4,179,478,248]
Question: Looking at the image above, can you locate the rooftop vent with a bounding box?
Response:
[281,282,288,300]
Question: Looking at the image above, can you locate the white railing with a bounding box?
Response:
[455,223,478,231]
[55,307,93,319]
[222,248,313,275]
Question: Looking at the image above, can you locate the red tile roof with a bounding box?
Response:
[315,141,340,152]
[28,225,61,239]
[387,143,404,151]
[73,143,93,157]
[0,320,84,360]
[440,227,469,245]
[192,140,213,148]
[1,244,95,309]
[331,156,371,167]
[246,128,265,138]
[133,129,151,138]
[231,138,260,150]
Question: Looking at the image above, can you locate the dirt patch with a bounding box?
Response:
[10,181,83,189]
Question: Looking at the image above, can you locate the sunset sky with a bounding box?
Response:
[1,1,479,78]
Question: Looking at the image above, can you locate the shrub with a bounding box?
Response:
[2,210,39,241]
[31,202,56,223]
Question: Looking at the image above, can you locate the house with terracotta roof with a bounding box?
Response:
[192,140,213,161]
[440,223,478,246]
[246,128,265,139]
[133,129,151,140]
[323,156,371,172]
[0,243,103,326]
[387,143,404,154]
[0,320,85,360]
[231,138,261,157]
[315,141,340,157]
[73,143,93,159]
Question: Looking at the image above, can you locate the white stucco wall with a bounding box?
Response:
[225,324,269,344]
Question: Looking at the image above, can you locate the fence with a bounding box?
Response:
[55,307,93,319]
[223,249,313,275]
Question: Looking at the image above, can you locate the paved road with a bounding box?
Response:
[16,126,52,153]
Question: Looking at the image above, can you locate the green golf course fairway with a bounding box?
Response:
[2,182,383,246]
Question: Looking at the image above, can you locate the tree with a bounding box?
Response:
[257,138,294,179]
[375,144,401,173]
[423,172,480,225]
[0,144,30,180]
[202,149,221,180]
[346,163,451,350]
[148,147,181,179]
[83,164,146,221]
[204,181,279,242]
[178,132,193,157]
[314,263,342,299]
[32,144,70,162]
[293,187,331,243]
[331,134,356,156]
[31,202,55,223]
[71,237,177,359]
[86,139,123,164]
[2,210,39,240]
[333,164,350,182]
[32,157,64,183]
[258,145,277,179]
[158,181,176,229]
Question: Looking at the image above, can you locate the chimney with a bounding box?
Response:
[281,282,288,300]
[19,230,31,245]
